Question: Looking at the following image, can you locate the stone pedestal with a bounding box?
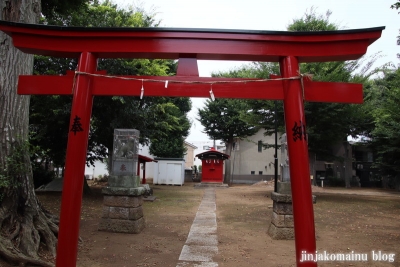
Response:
[268,191,294,240]
[99,176,145,234]
[268,182,316,240]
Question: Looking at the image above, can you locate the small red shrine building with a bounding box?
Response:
[137,154,157,184]
[196,147,230,183]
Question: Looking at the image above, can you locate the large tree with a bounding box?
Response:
[149,99,191,158]
[368,68,400,190]
[201,10,379,187]
[391,1,400,10]
[288,10,380,188]
[0,0,90,266]
[30,1,191,174]
[214,62,284,139]
[289,11,378,157]
[245,10,379,153]
[391,1,400,67]
[198,98,259,183]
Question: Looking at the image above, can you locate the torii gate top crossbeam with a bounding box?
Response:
[0,21,384,62]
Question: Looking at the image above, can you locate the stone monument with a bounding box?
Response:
[268,133,316,239]
[99,129,145,233]
[280,133,290,183]
[268,133,294,239]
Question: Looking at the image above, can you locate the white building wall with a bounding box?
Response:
[183,142,197,170]
[84,141,230,180]
[232,130,281,176]
[84,144,156,179]
[138,144,155,179]
[84,160,108,179]
[153,159,185,185]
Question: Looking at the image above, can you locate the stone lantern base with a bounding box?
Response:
[99,176,145,234]
[268,191,294,239]
[268,182,316,240]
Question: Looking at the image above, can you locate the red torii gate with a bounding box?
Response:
[0,21,384,267]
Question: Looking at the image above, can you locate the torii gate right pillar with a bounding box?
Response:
[280,56,316,267]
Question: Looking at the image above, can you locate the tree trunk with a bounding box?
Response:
[223,141,233,184]
[0,1,58,266]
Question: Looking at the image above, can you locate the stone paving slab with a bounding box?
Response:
[192,216,216,227]
[189,225,217,234]
[176,188,219,267]
[194,213,216,221]
[186,232,218,246]
[176,261,219,267]
[194,183,229,188]
[178,245,218,262]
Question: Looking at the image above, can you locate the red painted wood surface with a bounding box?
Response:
[176,57,199,76]
[280,56,316,266]
[196,148,229,183]
[201,159,224,183]
[0,21,383,62]
[138,155,157,184]
[55,52,97,267]
[18,74,363,103]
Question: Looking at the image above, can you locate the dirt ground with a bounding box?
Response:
[1,181,400,267]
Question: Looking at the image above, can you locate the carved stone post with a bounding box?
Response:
[99,129,145,233]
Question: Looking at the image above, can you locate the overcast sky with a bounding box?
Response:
[116,0,399,141]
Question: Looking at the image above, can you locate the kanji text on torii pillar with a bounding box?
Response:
[0,20,384,267]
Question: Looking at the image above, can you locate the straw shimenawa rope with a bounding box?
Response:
[73,71,311,101]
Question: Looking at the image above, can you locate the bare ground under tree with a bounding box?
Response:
[1,182,399,267]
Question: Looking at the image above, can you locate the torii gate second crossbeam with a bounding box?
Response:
[0,21,384,267]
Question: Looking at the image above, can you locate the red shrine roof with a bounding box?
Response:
[196,147,230,160]
[138,154,157,163]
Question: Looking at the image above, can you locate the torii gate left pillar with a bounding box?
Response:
[57,52,96,266]
[0,21,384,267]
[280,56,315,262]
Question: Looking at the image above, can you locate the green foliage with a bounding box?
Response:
[213,62,279,79]
[41,0,88,22]
[216,63,285,143]
[204,64,272,145]
[288,9,378,158]
[43,0,157,27]
[149,101,191,158]
[391,1,400,10]
[214,9,380,162]
[390,1,400,66]
[31,164,56,189]
[30,95,72,167]
[0,141,30,201]
[198,98,259,146]
[149,136,187,158]
[197,91,259,182]
[369,68,400,176]
[32,1,191,165]
[287,8,336,32]
[96,174,109,182]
